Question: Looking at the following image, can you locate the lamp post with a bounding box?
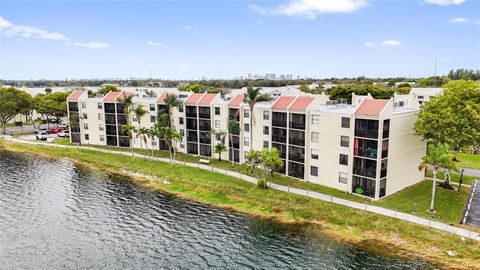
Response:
[458,169,464,194]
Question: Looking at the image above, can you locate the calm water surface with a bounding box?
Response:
[0,151,435,269]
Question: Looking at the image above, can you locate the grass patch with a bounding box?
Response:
[53,137,70,145]
[1,139,480,269]
[456,153,480,170]
[373,180,468,225]
[426,169,475,186]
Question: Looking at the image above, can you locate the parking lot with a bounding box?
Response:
[463,180,480,228]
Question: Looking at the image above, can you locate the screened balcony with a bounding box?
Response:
[289,130,305,146]
[352,176,376,198]
[272,112,287,127]
[198,106,211,119]
[288,146,305,163]
[354,138,378,159]
[186,106,197,118]
[353,157,377,179]
[355,119,379,139]
[289,113,306,130]
[272,127,287,143]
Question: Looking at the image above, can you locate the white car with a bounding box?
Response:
[57,130,70,138]
[36,130,52,140]
[58,123,68,129]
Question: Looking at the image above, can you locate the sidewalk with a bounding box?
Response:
[2,136,480,241]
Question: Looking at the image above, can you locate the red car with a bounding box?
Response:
[49,128,60,134]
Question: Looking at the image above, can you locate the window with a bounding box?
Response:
[215,107,220,115]
[97,102,103,109]
[244,110,249,118]
[85,134,89,140]
[339,172,348,184]
[99,124,104,131]
[311,166,318,177]
[150,115,156,123]
[179,117,184,125]
[341,117,350,128]
[312,114,319,125]
[244,123,250,132]
[244,137,250,146]
[100,135,105,142]
[180,143,185,149]
[152,140,157,146]
[263,141,269,148]
[417,95,424,99]
[215,120,221,128]
[180,129,185,136]
[311,132,319,143]
[311,149,318,159]
[82,113,88,120]
[263,126,269,135]
[179,105,184,112]
[339,154,348,165]
[98,113,103,121]
[150,104,155,111]
[83,123,88,130]
[81,101,87,109]
[263,110,270,120]
[340,136,349,147]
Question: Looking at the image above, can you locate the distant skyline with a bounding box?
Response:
[1,0,479,80]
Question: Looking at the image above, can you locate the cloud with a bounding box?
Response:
[0,16,108,49]
[250,0,368,19]
[147,41,164,47]
[183,25,198,31]
[364,41,376,47]
[476,20,480,24]
[423,0,465,6]
[73,42,109,49]
[449,17,468,23]
[248,4,268,15]
[381,40,402,46]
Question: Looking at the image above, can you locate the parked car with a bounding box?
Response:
[58,123,68,129]
[57,130,70,138]
[34,128,47,134]
[36,130,52,140]
[50,128,60,134]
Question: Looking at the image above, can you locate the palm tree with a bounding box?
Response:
[157,125,182,163]
[122,94,134,119]
[133,105,148,150]
[121,123,137,157]
[418,143,457,212]
[148,126,159,157]
[245,149,260,175]
[136,127,150,155]
[243,84,271,150]
[260,148,283,188]
[163,95,182,129]
[214,143,227,161]
[227,117,241,166]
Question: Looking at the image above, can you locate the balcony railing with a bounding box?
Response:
[272,119,287,127]
[354,148,378,159]
[289,121,305,130]
[353,167,377,179]
[289,137,305,147]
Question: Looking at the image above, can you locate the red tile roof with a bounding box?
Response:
[272,96,296,110]
[156,93,167,104]
[184,93,204,105]
[103,91,121,102]
[67,90,84,101]
[117,92,133,101]
[228,94,244,107]
[355,100,389,116]
[198,93,218,105]
[289,96,315,111]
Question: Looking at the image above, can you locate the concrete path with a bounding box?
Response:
[2,135,479,241]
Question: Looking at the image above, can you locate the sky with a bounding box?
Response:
[0,0,479,80]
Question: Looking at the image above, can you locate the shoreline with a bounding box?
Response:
[1,140,479,269]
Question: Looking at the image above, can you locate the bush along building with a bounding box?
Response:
[67,89,426,200]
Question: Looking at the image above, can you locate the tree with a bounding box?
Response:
[386,79,396,88]
[163,94,182,129]
[228,117,241,165]
[121,123,137,157]
[156,125,182,163]
[418,143,457,212]
[33,92,69,128]
[95,85,119,96]
[328,84,394,103]
[414,80,480,151]
[416,76,449,87]
[245,149,260,175]
[0,87,33,134]
[137,127,150,155]
[133,105,148,150]
[214,143,227,161]
[243,84,271,150]
[257,148,284,189]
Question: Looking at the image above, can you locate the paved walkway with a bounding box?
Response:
[463,180,480,228]
[2,136,479,241]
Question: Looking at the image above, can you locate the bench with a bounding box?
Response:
[199,159,210,164]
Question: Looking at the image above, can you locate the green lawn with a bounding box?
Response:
[426,169,475,185]
[53,137,70,145]
[456,153,480,170]
[2,139,480,268]
[373,180,468,225]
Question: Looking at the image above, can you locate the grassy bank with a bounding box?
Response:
[426,169,476,185]
[1,140,479,269]
[457,153,480,170]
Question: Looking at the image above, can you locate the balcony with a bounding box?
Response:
[104,103,115,114]
[352,176,376,198]
[187,131,198,142]
[198,119,211,131]
[289,130,305,146]
[117,114,127,126]
[272,112,287,127]
[355,119,379,139]
[187,143,198,155]
[288,146,305,163]
[229,135,240,149]
[186,106,197,118]
[272,127,287,143]
[186,118,197,130]
[272,143,286,159]
[228,108,240,121]
[198,107,211,119]
[68,102,79,112]
[353,138,378,159]
[116,103,125,114]
[353,167,377,179]
[289,113,306,130]
[199,132,211,144]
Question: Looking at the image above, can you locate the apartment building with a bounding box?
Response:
[67,89,425,200]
